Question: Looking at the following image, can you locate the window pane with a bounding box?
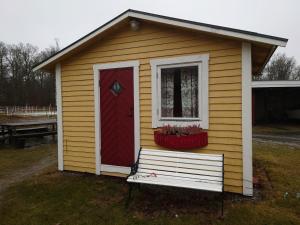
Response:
[161,66,198,118]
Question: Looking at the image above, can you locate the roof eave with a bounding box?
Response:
[33,9,288,72]
[129,10,288,47]
[33,10,131,72]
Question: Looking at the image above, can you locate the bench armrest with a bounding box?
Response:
[127,147,142,179]
[130,163,138,176]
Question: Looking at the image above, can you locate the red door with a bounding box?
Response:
[100,67,134,167]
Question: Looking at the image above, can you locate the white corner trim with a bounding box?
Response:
[93,64,101,175]
[150,54,209,129]
[93,60,140,175]
[252,80,300,88]
[55,63,64,171]
[242,42,253,196]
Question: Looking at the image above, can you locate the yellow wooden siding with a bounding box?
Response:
[60,22,243,193]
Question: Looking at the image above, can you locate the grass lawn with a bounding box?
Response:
[0,144,56,179]
[0,142,299,225]
[253,123,300,134]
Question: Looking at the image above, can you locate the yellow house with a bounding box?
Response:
[33,9,288,196]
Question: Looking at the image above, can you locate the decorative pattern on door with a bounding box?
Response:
[100,67,135,167]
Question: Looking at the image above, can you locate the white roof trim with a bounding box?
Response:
[252,80,300,88]
[130,12,287,47]
[33,12,130,71]
[33,10,288,71]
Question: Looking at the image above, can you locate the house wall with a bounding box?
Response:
[60,22,243,193]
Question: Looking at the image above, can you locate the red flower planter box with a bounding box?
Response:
[154,131,208,149]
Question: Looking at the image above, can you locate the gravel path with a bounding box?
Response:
[253,133,300,147]
[0,155,56,195]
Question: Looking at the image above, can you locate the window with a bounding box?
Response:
[151,54,209,129]
[161,65,199,118]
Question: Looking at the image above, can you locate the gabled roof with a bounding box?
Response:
[33,9,288,72]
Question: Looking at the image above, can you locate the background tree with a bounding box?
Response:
[0,42,8,104]
[291,66,300,80]
[253,53,300,81]
[34,42,59,106]
[0,41,59,106]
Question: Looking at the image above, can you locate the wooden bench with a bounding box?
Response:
[12,128,57,148]
[15,126,49,134]
[127,148,225,216]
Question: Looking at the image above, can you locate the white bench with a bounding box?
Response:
[126,148,225,216]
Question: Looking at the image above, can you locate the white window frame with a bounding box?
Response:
[150,54,209,129]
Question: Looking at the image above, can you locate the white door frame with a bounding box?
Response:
[93,60,140,175]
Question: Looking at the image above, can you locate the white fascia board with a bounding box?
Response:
[33,11,287,72]
[252,80,300,88]
[129,12,287,47]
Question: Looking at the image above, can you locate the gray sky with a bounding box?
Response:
[1,0,299,62]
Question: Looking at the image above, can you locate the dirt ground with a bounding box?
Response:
[253,123,300,147]
[0,152,56,195]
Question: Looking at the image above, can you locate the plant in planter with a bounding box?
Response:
[154,125,208,149]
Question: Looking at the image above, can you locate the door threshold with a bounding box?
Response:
[100,164,130,174]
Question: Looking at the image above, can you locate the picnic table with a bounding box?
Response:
[0,119,57,147]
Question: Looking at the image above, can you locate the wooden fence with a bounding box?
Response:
[0,106,57,117]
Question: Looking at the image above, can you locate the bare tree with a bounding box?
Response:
[0,42,9,104]
[253,53,299,81]
[34,42,60,106]
[291,66,300,81]
[0,41,59,106]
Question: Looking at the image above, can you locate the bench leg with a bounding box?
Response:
[220,192,224,218]
[126,183,133,207]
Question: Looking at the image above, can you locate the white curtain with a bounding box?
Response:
[161,66,198,118]
[161,69,174,117]
[181,67,198,117]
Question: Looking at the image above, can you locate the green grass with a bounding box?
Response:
[0,142,299,225]
[0,144,56,179]
[253,124,300,134]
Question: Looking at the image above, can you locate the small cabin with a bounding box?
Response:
[34,9,288,196]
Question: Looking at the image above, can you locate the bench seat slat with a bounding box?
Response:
[16,126,49,132]
[137,169,223,182]
[141,149,223,161]
[140,154,223,167]
[127,176,222,192]
[139,164,222,177]
[127,148,224,195]
[139,158,223,172]
[132,172,222,185]
[13,131,56,138]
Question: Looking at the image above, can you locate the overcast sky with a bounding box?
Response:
[1,0,299,62]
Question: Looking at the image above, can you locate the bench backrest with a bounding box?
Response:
[136,148,224,188]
